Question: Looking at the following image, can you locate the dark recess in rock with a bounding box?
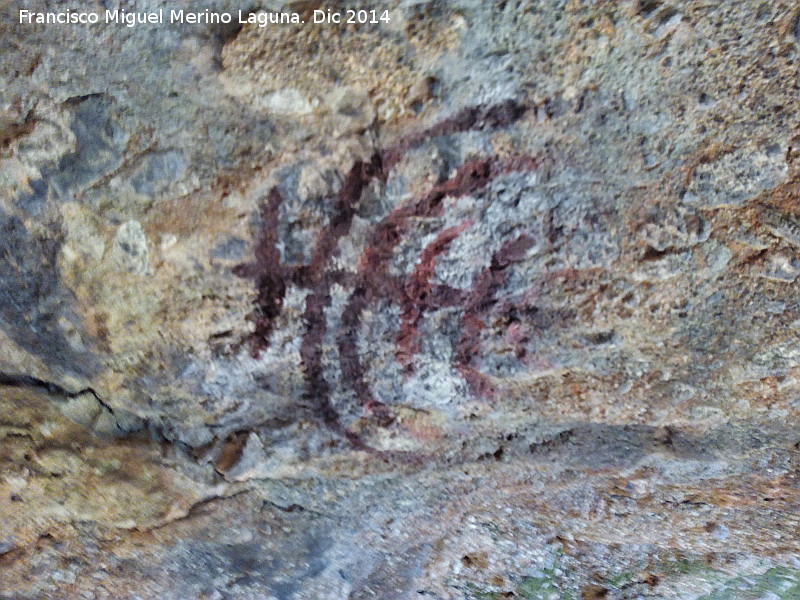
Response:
[0,209,94,377]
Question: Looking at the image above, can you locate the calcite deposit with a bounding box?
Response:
[3,0,800,598]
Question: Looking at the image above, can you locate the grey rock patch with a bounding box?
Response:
[685,143,788,208]
[211,235,246,261]
[258,88,314,115]
[130,150,187,197]
[111,220,152,276]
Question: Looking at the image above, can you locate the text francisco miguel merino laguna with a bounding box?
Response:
[19,8,392,27]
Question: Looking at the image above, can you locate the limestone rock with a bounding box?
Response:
[2,1,800,598]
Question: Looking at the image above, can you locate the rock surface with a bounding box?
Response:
[3,0,800,598]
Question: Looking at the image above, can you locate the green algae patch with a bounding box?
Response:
[698,566,800,600]
[517,574,577,600]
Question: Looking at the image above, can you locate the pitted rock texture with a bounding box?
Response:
[3,0,800,598]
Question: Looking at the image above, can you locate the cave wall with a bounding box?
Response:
[2,1,800,598]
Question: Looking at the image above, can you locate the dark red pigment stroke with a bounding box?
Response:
[338,156,538,418]
[234,99,529,357]
[232,187,287,355]
[233,155,382,356]
[298,155,382,441]
[382,99,528,171]
[396,220,472,372]
[336,158,501,417]
[232,99,533,450]
[232,156,382,446]
[455,232,536,400]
